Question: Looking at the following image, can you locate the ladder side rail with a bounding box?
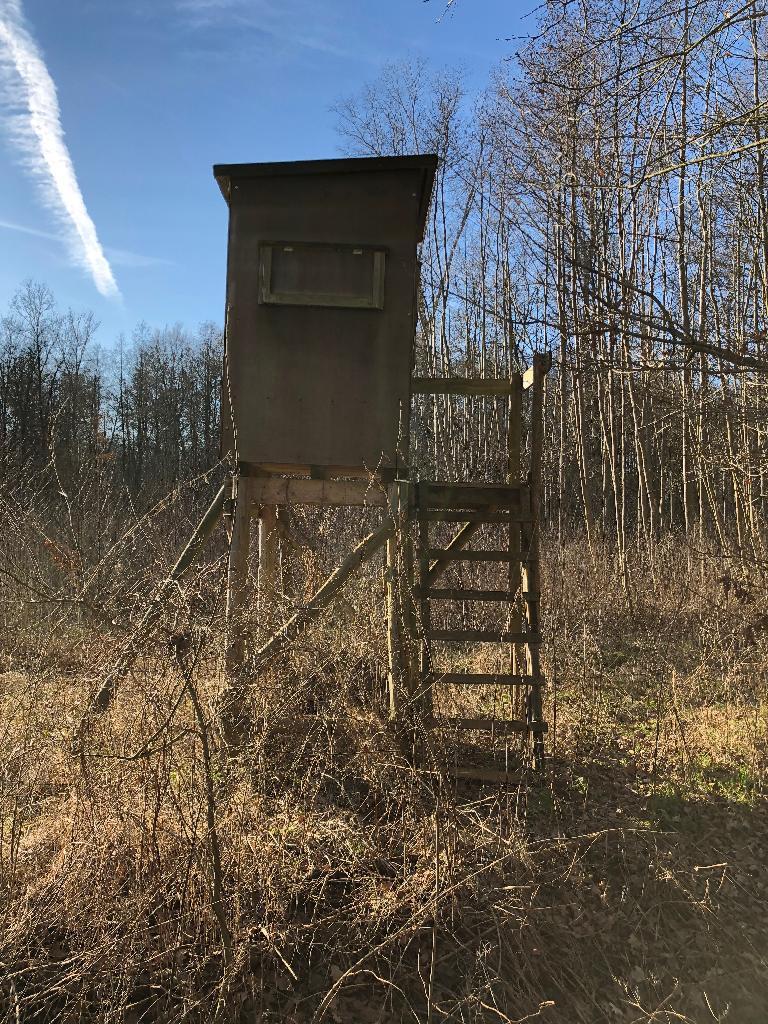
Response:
[522,353,550,769]
[508,372,523,721]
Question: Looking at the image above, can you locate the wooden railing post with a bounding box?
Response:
[258,503,280,608]
[507,373,524,717]
[225,473,254,676]
[522,352,550,769]
[386,479,418,722]
[386,482,404,721]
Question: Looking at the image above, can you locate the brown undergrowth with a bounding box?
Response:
[1,502,767,1022]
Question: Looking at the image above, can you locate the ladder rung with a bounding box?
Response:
[432,672,543,686]
[431,716,547,735]
[426,629,541,643]
[418,588,511,602]
[418,510,528,523]
[412,377,517,396]
[427,549,536,563]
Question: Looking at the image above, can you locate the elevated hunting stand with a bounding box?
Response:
[213,154,550,778]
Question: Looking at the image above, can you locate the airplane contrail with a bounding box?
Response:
[0,0,119,298]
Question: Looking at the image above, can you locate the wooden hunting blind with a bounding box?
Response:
[214,154,438,473]
[78,152,551,782]
[204,151,551,781]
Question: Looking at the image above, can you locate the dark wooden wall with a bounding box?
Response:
[218,157,436,473]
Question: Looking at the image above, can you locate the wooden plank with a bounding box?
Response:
[427,549,534,563]
[426,629,540,643]
[431,716,546,735]
[412,377,517,396]
[431,672,542,686]
[240,462,396,482]
[249,477,387,507]
[417,483,524,510]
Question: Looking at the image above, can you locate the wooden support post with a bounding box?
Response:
[522,354,549,769]
[417,517,434,719]
[398,480,419,706]
[507,376,522,485]
[386,479,417,721]
[386,483,404,720]
[225,474,255,675]
[508,373,523,718]
[258,503,280,607]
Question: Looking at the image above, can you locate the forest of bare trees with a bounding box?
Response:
[7,0,765,568]
[339,0,768,568]
[0,282,222,504]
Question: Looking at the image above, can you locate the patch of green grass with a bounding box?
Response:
[686,755,760,804]
[643,757,761,831]
[527,787,555,816]
[645,788,692,830]
[599,641,637,671]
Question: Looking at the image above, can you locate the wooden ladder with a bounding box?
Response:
[410,355,550,781]
[414,482,547,780]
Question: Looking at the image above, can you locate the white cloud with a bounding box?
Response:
[175,0,369,63]
[106,246,173,270]
[0,0,120,298]
[0,216,172,269]
[0,213,58,240]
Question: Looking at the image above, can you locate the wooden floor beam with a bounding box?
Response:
[248,477,387,508]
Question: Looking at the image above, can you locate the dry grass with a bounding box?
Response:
[1,494,767,1022]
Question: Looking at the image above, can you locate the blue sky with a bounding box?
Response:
[0,0,526,342]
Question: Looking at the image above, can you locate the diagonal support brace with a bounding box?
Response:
[83,483,227,721]
[218,516,395,749]
[254,517,394,670]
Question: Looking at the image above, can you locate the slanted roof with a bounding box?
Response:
[213,153,438,240]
